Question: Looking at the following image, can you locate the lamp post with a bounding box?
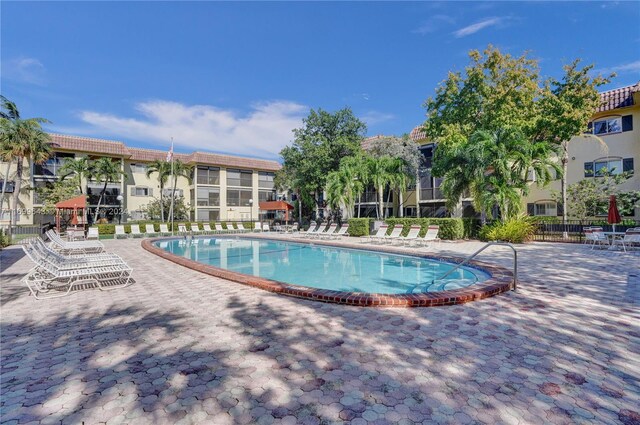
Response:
[116,195,124,224]
[249,198,253,228]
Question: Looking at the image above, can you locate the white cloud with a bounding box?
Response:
[1,56,46,85]
[361,111,395,126]
[453,17,504,38]
[596,60,640,75]
[413,15,455,35]
[75,100,308,158]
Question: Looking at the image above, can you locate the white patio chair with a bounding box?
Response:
[86,227,100,240]
[325,224,349,240]
[130,224,144,238]
[313,223,337,239]
[215,223,228,234]
[253,222,262,233]
[394,225,422,246]
[145,224,158,237]
[363,225,388,244]
[263,224,271,232]
[159,224,171,236]
[178,223,188,233]
[611,229,640,252]
[22,240,132,300]
[585,227,609,250]
[190,223,203,234]
[202,223,213,234]
[238,223,251,233]
[419,225,441,247]
[296,221,317,238]
[114,225,128,239]
[46,230,104,253]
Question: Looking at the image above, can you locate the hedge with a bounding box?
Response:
[384,218,465,240]
[96,221,255,235]
[347,218,371,237]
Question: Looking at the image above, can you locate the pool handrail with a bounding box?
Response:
[430,241,517,291]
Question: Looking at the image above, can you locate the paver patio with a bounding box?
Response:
[1,237,639,425]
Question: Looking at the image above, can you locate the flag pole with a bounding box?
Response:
[168,137,175,235]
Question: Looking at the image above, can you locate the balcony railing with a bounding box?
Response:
[88,195,121,206]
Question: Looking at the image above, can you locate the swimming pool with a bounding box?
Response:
[154,237,489,294]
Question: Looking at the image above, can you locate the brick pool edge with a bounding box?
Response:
[141,236,515,307]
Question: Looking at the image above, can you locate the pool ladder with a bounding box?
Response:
[429,242,518,291]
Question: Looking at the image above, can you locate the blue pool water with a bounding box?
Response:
[155,238,489,294]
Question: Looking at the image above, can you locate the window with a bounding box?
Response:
[196,166,220,185]
[592,117,622,135]
[197,187,220,206]
[130,163,147,174]
[162,188,184,198]
[227,169,252,187]
[226,189,252,206]
[33,153,75,176]
[527,201,560,217]
[197,208,220,221]
[0,181,15,193]
[594,158,623,176]
[258,172,275,189]
[131,187,152,197]
[259,190,276,203]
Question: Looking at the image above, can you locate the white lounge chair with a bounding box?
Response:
[394,225,422,246]
[130,224,144,238]
[238,223,251,233]
[159,224,171,236]
[263,224,271,232]
[381,226,404,244]
[145,224,158,237]
[202,223,213,234]
[46,230,104,253]
[178,223,188,233]
[324,224,349,239]
[253,222,262,232]
[190,223,203,234]
[215,223,227,234]
[22,240,132,299]
[585,227,608,249]
[86,227,100,240]
[314,223,337,239]
[296,221,317,237]
[114,225,127,239]
[291,222,299,233]
[363,225,388,244]
[419,225,441,247]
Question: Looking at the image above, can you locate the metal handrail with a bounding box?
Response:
[430,241,518,291]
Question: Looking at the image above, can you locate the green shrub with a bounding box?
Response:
[0,228,11,248]
[347,218,371,237]
[462,218,481,239]
[384,218,465,240]
[479,216,536,243]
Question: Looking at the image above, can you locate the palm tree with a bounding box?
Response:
[146,160,172,222]
[0,111,52,232]
[0,97,52,223]
[59,156,91,194]
[366,156,394,219]
[387,157,414,218]
[89,157,124,220]
[167,160,193,223]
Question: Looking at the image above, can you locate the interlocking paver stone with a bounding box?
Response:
[1,238,638,424]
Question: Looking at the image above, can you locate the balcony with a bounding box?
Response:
[88,194,121,206]
[420,188,444,201]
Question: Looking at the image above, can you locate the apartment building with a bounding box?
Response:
[356,82,639,220]
[0,134,281,226]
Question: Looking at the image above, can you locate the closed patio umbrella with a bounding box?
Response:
[607,195,621,233]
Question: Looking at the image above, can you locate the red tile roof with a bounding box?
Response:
[410,126,427,142]
[597,82,639,113]
[47,133,281,171]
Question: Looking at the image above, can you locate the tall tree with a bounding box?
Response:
[0,108,52,232]
[90,157,124,220]
[167,160,192,223]
[325,155,366,219]
[533,60,610,233]
[366,156,395,219]
[59,156,91,194]
[0,97,52,227]
[423,46,610,221]
[145,159,172,222]
[279,107,366,219]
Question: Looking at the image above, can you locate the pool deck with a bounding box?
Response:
[1,236,639,424]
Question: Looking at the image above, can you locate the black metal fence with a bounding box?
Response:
[533,220,640,243]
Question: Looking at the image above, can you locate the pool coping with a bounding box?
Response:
[141,235,515,307]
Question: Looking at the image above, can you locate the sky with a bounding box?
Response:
[2,1,639,161]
